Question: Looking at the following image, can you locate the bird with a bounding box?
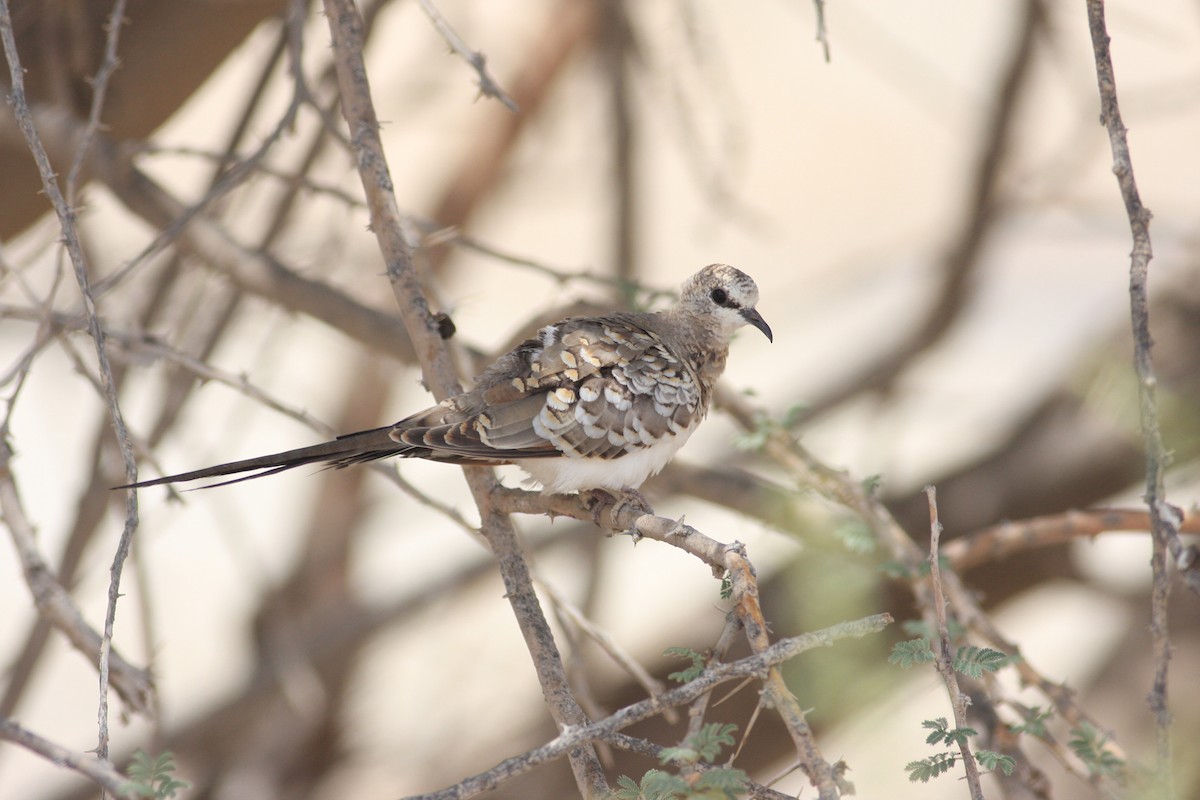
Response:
[119,264,772,501]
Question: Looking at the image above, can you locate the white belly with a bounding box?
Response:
[516,428,694,493]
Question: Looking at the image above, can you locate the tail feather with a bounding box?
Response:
[116,426,407,489]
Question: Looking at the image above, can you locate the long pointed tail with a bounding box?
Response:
[116,426,407,489]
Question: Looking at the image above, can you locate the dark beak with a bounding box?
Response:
[741,308,773,342]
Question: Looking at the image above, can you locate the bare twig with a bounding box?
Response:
[321,0,608,794]
[1084,3,1174,795]
[0,440,153,715]
[812,0,832,63]
[0,0,143,761]
[0,718,137,799]
[402,614,892,800]
[494,486,847,799]
[416,0,519,112]
[944,507,1200,573]
[64,0,129,203]
[925,487,984,800]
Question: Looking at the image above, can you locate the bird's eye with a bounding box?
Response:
[710,288,728,306]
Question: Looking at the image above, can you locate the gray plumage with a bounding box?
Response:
[121,264,772,494]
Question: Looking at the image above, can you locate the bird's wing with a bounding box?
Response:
[390,314,706,463]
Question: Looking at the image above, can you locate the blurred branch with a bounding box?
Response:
[0,0,142,762]
[321,1,609,796]
[0,719,136,799]
[494,486,852,799]
[925,487,985,800]
[404,612,892,800]
[415,0,518,112]
[715,385,1132,794]
[0,439,154,716]
[944,507,1200,573]
[1085,2,1176,795]
[812,0,831,63]
[797,0,1043,426]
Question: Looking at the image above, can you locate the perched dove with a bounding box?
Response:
[120,264,772,496]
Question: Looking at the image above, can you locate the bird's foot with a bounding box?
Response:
[582,488,655,536]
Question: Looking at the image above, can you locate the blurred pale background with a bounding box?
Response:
[2,0,1199,798]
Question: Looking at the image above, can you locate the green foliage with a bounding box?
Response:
[664,647,706,684]
[122,750,190,799]
[888,638,935,668]
[660,723,738,765]
[975,749,1017,776]
[731,405,804,452]
[860,473,884,497]
[952,645,1009,679]
[1009,706,1053,738]
[923,717,977,748]
[1069,722,1124,778]
[612,768,749,800]
[905,751,959,783]
[877,560,912,579]
[832,519,876,554]
[719,573,733,600]
[615,725,748,800]
[905,720,1018,784]
[614,770,690,800]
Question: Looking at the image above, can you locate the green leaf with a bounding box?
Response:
[691,723,738,763]
[832,519,876,554]
[953,645,1008,679]
[658,746,700,765]
[1009,706,1052,738]
[888,638,936,669]
[975,749,1017,776]
[860,473,884,496]
[693,767,750,797]
[122,750,190,799]
[921,718,975,748]
[614,774,643,800]
[1069,722,1124,778]
[640,769,690,799]
[877,560,912,579]
[905,752,957,783]
[664,647,706,684]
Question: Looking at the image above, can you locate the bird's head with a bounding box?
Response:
[678,264,773,344]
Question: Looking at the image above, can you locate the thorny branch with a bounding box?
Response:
[322,0,608,794]
[403,613,892,800]
[1085,2,1174,796]
[416,0,519,112]
[0,0,143,762]
[925,487,984,800]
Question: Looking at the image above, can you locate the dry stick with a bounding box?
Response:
[944,507,1200,573]
[495,487,853,799]
[0,0,144,763]
[600,0,637,291]
[403,614,892,800]
[416,0,519,112]
[925,487,984,800]
[1084,2,1175,795]
[320,0,608,795]
[0,718,138,799]
[715,389,1128,793]
[64,0,128,204]
[0,441,153,715]
[812,0,832,62]
[602,733,799,800]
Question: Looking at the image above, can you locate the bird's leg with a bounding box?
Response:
[581,488,655,535]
